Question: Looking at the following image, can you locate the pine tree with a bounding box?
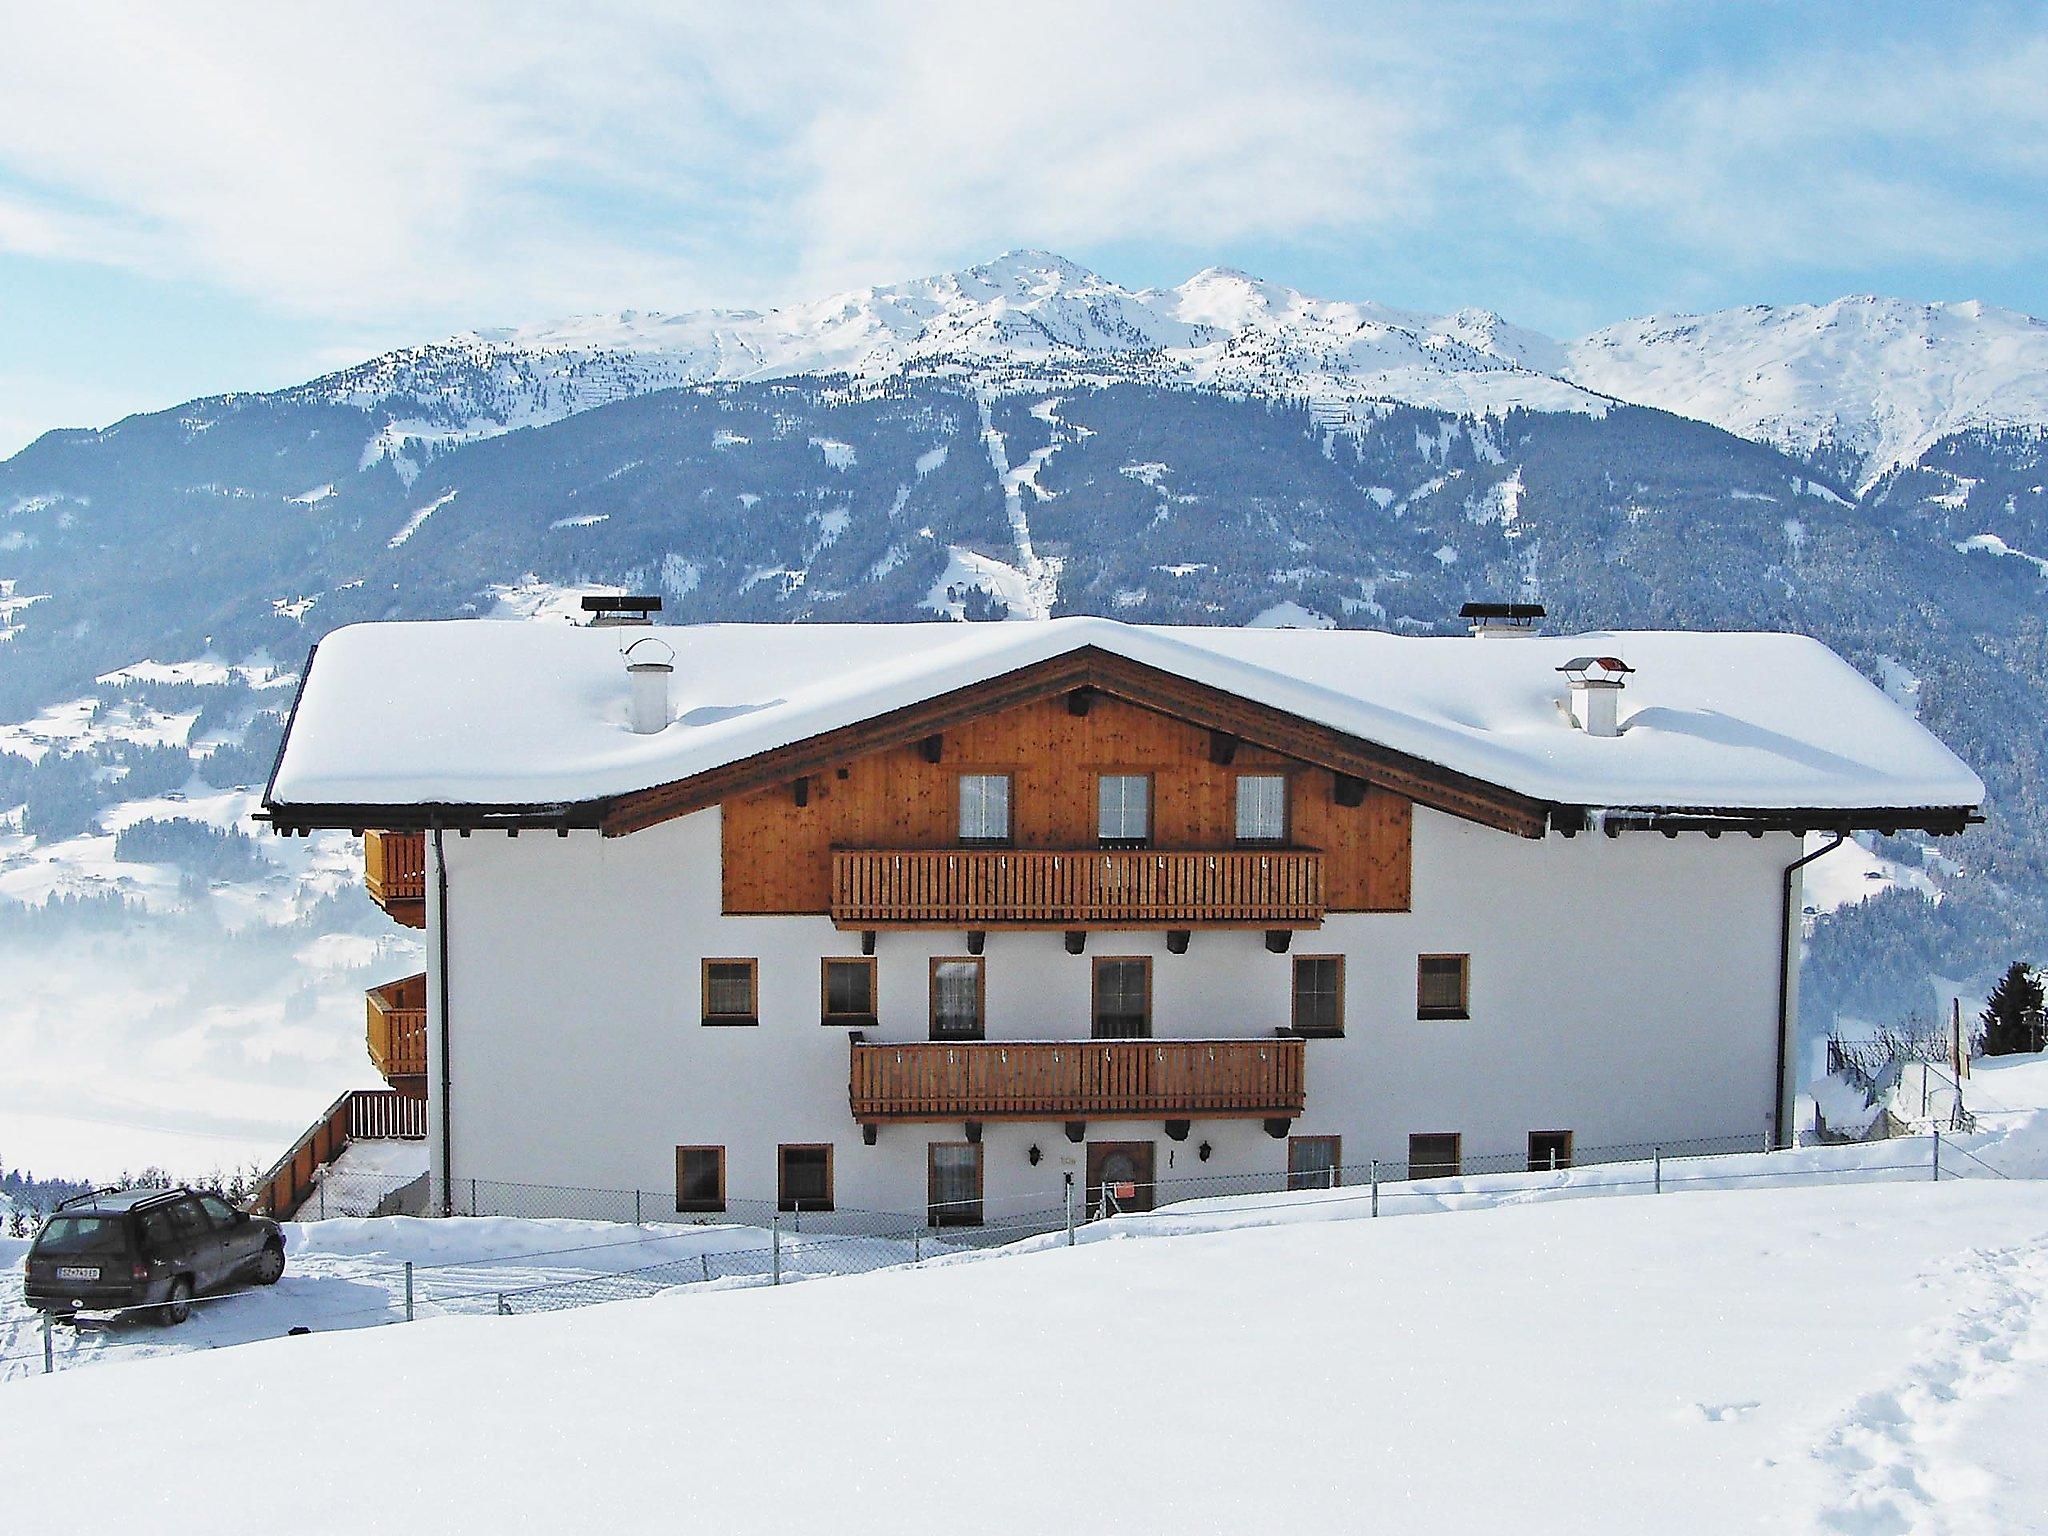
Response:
[1980,961,2046,1055]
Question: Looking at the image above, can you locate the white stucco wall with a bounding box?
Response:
[425,807,1795,1221]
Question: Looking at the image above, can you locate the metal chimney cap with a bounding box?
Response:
[1557,656,1634,685]
[1459,601,1547,621]
[623,636,675,673]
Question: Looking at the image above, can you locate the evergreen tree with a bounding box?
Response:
[1980,961,2046,1055]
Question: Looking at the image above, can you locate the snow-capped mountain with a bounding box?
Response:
[1565,296,2048,490]
[290,250,1606,478]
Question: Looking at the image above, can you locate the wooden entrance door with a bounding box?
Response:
[1086,1141,1156,1215]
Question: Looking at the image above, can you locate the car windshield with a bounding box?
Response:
[35,1214,131,1257]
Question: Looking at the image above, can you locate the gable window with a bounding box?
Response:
[958,773,1012,844]
[1288,1135,1342,1190]
[821,957,878,1026]
[1292,956,1344,1037]
[930,957,986,1040]
[1235,773,1287,843]
[675,1146,726,1213]
[1417,954,1470,1020]
[778,1144,834,1212]
[702,959,758,1026]
[1408,1132,1461,1180]
[1528,1130,1574,1172]
[1097,774,1151,846]
[1092,956,1152,1039]
[928,1143,984,1227]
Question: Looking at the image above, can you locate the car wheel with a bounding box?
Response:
[254,1241,285,1285]
[157,1276,193,1327]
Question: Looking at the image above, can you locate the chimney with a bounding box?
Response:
[624,637,674,734]
[1460,601,1545,638]
[1557,656,1634,738]
[583,594,663,627]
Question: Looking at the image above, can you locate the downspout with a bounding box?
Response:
[433,822,455,1215]
[1775,830,1845,1147]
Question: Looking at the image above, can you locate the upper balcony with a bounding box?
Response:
[364,830,426,928]
[849,1036,1306,1126]
[366,973,428,1099]
[830,848,1325,930]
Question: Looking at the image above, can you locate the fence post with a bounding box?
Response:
[404,1261,414,1323]
[469,1177,478,1216]
[700,1254,710,1283]
[496,1293,508,1316]
[1653,1147,1662,1194]
[634,1189,643,1227]
[1932,1127,1941,1182]
[1064,1173,1076,1247]
[318,1175,326,1222]
[42,1313,53,1375]
[772,1211,783,1286]
[1370,1159,1379,1218]
[913,1229,923,1264]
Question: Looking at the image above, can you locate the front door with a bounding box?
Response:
[1086,1141,1156,1215]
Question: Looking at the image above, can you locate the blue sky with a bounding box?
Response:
[1,0,2044,455]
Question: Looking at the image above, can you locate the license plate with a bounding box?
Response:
[55,1266,100,1282]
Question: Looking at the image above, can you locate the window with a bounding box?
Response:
[928,1143,984,1227]
[1235,773,1287,843]
[197,1194,238,1228]
[1092,957,1151,1039]
[1096,774,1151,845]
[166,1198,210,1240]
[821,957,877,1025]
[778,1144,834,1212]
[958,773,1012,843]
[929,957,986,1040]
[1408,1132,1462,1180]
[1292,956,1344,1037]
[1288,1135,1342,1190]
[1527,1131,1573,1172]
[675,1146,726,1213]
[702,959,759,1025]
[1417,954,1470,1020]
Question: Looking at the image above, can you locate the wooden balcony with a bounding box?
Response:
[849,1037,1306,1124]
[364,830,426,928]
[366,973,428,1099]
[831,848,1325,929]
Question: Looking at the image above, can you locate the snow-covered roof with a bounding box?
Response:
[266,617,1982,821]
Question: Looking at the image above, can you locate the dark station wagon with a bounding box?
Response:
[24,1187,286,1324]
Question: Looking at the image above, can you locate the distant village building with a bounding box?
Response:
[264,605,1980,1222]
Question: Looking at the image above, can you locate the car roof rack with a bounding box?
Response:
[55,1184,129,1211]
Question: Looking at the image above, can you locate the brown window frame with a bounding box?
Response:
[927,1142,985,1228]
[701,957,759,1026]
[1233,770,1291,846]
[777,1143,835,1213]
[1095,771,1153,847]
[1091,955,1153,1039]
[1408,1132,1462,1179]
[1291,954,1345,1037]
[1287,1134,1342,1190]
[1416,953,1470,1021]
[1527,1130,1574,1172]
[956,770,1014,846]
[928,956,987,1041]
[675,1145,726,1213]
[821,956,879,1026]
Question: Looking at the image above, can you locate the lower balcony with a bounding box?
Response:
[366,973,428,1099]
[831,847,1325,929]
[364,830,426,928]
[849,1037,1306,1125]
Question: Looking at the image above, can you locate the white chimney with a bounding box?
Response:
[624,637,674,735]
[1557,655,1634,738]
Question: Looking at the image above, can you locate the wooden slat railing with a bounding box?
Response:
[366,972,429,1093]
[832,848,1325,927]
[850,1037,1306,1122]
[364,830,427,926]
[246,1089,428,1217]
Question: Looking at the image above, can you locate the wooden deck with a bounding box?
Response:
[364,829,427,927]
[830,848,1325,928]
[366,973,428,1098]
[849,1037,1306,1123]
[246,1088,428,1217]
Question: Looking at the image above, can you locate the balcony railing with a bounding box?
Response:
[366,973,428,1097]
[364,830,427,928]
[831,848,1325,928]
[849,1037,1306,1124]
